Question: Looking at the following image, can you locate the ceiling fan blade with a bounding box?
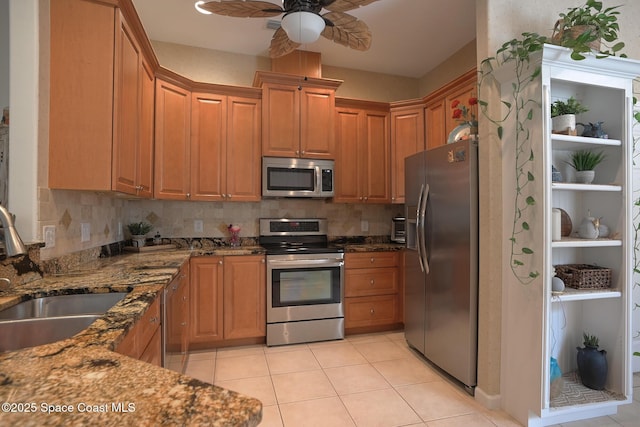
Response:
[200,1,284,17]
[323,0,379,13]
[269,27,302,58]
[320,11,371,51]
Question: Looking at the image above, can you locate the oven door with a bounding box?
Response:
[266,253,344,323]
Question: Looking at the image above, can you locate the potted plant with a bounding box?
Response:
[127,221,152,247]
[551,97,589,134]
[551,0,625,60]
[566,149,606,184]
[576,332,607,390]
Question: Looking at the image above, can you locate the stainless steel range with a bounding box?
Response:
[259,218,345,346]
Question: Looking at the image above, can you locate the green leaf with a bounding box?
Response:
[527,172,534,181]
[498,126,503,139]
[526,196,535,205]
[522,247,534,254]
[513,259,524,266]
[529,271,540,278]
[522,222,530,230]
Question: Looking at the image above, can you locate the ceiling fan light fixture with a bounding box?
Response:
[281,11,325,44]
[194,1,212,15]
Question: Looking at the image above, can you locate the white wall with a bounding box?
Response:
[0,0,9,111]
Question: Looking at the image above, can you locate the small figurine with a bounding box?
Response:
[578,121,607,139]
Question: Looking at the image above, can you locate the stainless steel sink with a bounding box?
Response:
[0,315,101,352]
[0,292,128,320]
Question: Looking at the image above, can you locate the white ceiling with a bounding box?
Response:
[131,0,477,78]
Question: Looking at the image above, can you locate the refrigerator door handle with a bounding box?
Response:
[416,184,425,272]
[419,184,430,274]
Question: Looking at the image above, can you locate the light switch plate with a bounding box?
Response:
[361,220,369,232]
[81,222,90,242]
[194,219,204,233]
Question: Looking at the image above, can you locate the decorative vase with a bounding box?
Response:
[576,345,607,390]
[575,170,595,184]
[132,235,146,248]
[578,216,600,239]
[552,114,576,134]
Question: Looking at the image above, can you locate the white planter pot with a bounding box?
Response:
[132,235,146,247]
[575,170,595,184]
[552,114,576,133]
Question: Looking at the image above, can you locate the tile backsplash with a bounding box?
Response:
[37,188,400,260]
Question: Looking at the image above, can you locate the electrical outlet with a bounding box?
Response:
[43,226,56,248]
[81,222,91,242]
[361,220,369,232]
[117,222,123,239]
[194,219,204,233]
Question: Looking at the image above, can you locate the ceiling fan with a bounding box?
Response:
[199,0,379,58]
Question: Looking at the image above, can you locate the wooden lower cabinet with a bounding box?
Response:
[189,255,266,348]
[115,293,162,366]
[344,251,402,334]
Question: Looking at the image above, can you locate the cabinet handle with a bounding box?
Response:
[370,258,375,263]
[150,316,158,323]
[186,193,191,199]
[227,194,232,199]
[370,308,375,315]
[219,260,223,265]
[301,150,305,155]
[181,322,187,326]
[295,150,300,155]
[364,196,368,201]
[370,279,375,285]
[183,296,187,301]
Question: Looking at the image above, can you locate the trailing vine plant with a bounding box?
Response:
[477,33,548,284]
[632,98,640,356]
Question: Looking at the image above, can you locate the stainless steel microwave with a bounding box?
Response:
[262,157,334,198]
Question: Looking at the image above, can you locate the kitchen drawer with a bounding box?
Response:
[345,294,399,328]
[345,252,398,269]
[345,267,398,297]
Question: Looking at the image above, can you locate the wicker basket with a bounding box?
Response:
[554,264,611,290]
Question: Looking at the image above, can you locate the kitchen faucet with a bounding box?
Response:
[0,204,27,257]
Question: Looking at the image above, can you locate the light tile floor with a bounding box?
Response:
[181,332,640,427]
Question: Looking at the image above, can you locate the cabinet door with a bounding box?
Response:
[334,108,362,203]
[154,79,191,200]
[49,0,115,190]
[137,58,155,198]
[445,81,477,138]
[112,13,140,196]
[189,257,224,345]
[425,99,446,150]
[390,107,425,204]
[225,96,262,201]
[190,92,227,201]
[262,83,299,157]
[223,255,266,339]
[300,87,335,159]
[362,111,390,203]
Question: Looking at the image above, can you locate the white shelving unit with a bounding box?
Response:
[498,45,640,427]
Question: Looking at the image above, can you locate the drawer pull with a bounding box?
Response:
[370,258,375,263]
[370,308,375,315]
[150,316,158,323]
[370,279,375,285]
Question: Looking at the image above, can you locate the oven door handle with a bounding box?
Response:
[268,258,344,268]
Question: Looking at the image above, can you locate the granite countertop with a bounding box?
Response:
[0,247,263,426]
[0,242,400,425]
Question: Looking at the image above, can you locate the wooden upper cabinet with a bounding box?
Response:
[300,87,335,158]
[444,80,477,139]
[390,103,425,204]
[49,1,156,196]
[262,83,300,157]
[113,12,154,198]
[154,78,192,200]
[423,69,477,150]
[335,100,390,203]
[255,71,341,159]
[190,92,227,200]
[425,98,446,150]
[225,96,262,202]
[49,0,115,190]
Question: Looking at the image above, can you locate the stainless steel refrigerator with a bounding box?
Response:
[404,139,478,391]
